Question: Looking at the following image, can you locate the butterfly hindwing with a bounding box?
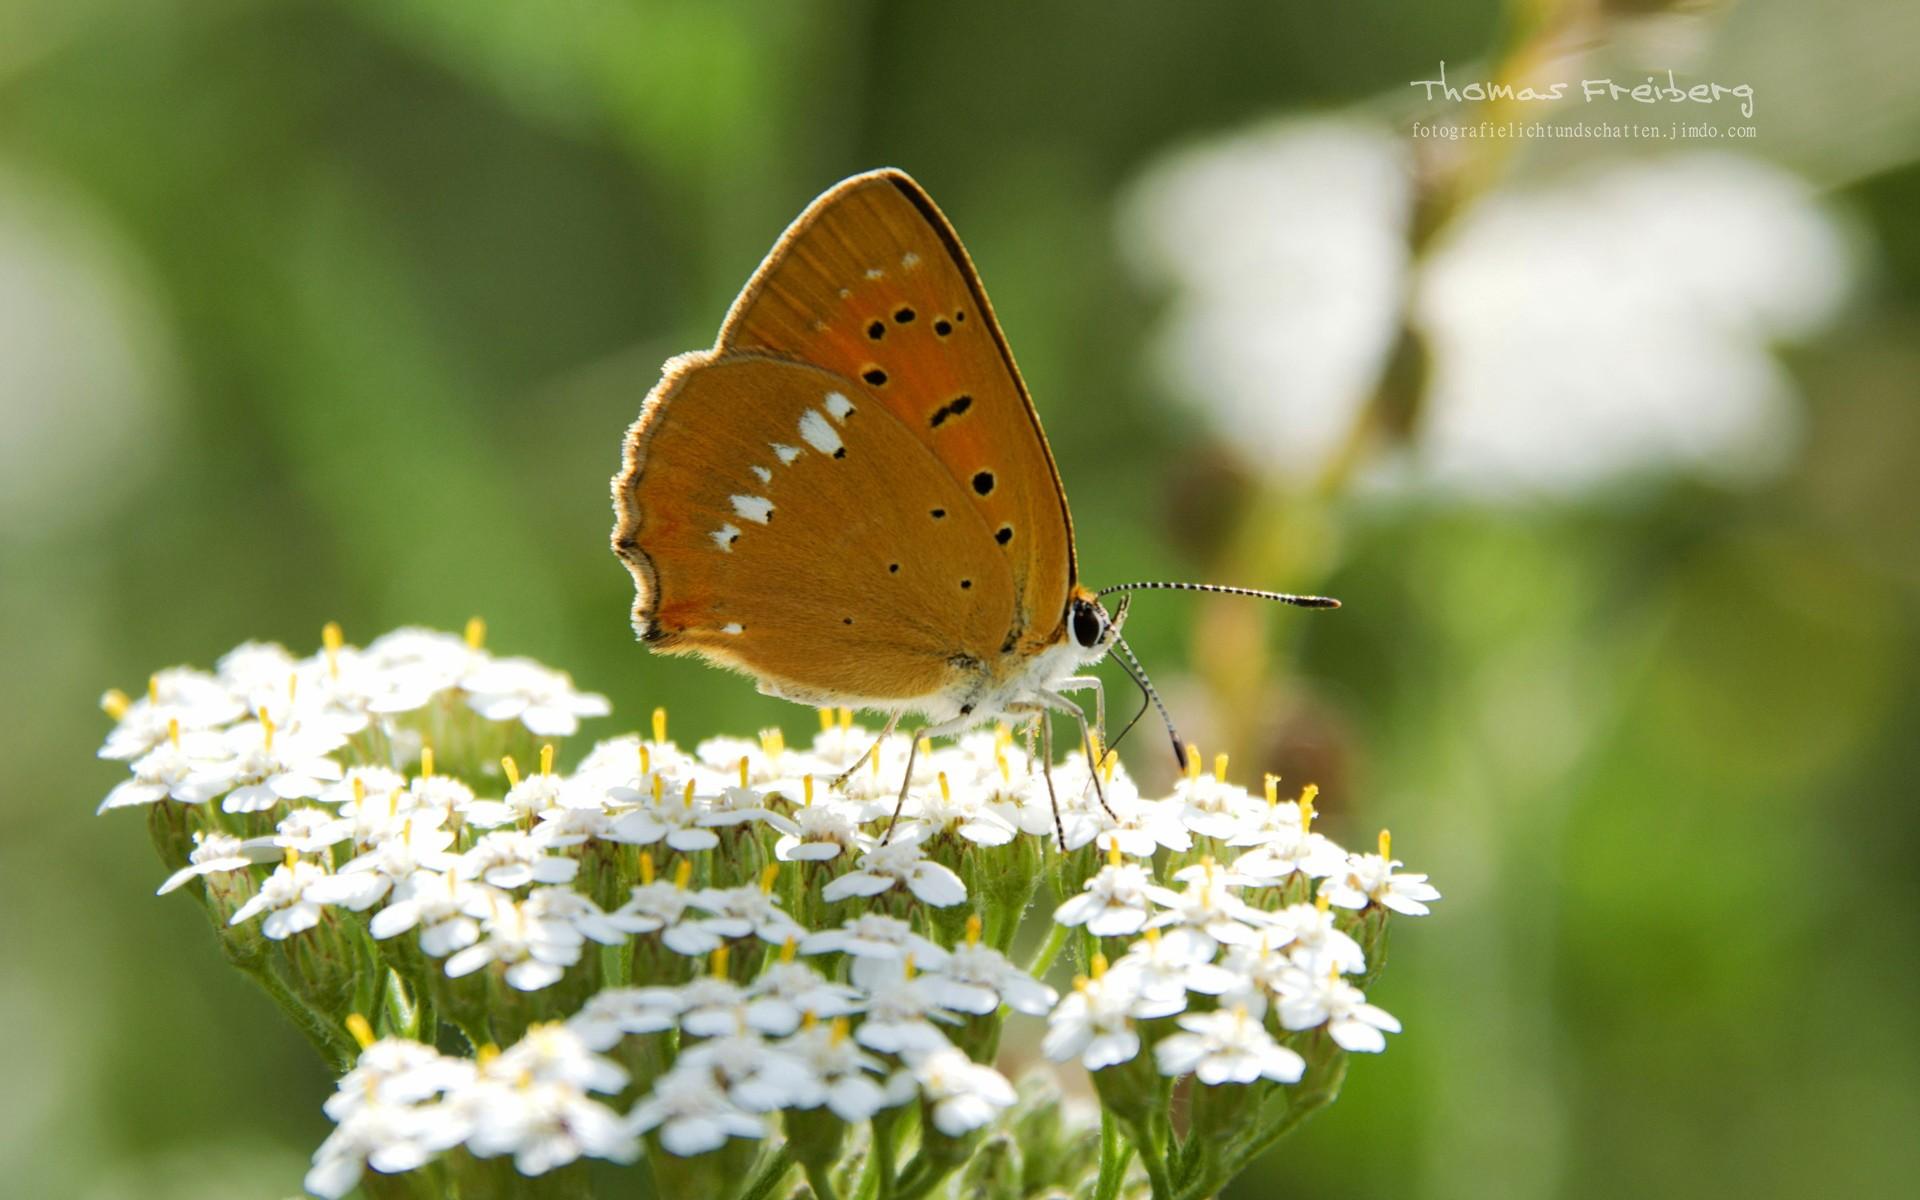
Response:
[716,169,1076,652]
[613,352,1016,708]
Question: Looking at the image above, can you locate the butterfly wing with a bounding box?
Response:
[715,169,1076,652]
[613,352,1016,709]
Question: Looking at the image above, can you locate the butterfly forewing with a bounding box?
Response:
[614,353,1015,707]
[717,169,1076,652]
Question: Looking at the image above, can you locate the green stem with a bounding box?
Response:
[804,1160,843,1200]
[1024,919,1071,978]
[1095,1110,1133,1200]
[738,1146,796,1200]
[1126,1117,1175,1200]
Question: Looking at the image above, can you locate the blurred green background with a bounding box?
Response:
[4,1,1916,1197]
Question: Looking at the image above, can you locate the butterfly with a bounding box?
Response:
[611,168,1335,842]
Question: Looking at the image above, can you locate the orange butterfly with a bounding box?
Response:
[612,169,1334,841]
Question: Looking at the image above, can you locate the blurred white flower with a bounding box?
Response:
[627,1065,766,1156]
[779,1019,898,1123]
[1124,117,1853,496]
[1276,968,1401,1052]
[462,657,610,736]
[909,1046,1017,1136]
[1154,1006,1305,1085]
[1122,118,1412,480]
[181,718,345,813]
[567,986,683,1050]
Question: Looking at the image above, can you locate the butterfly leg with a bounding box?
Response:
[1055,675,1112,813]
[1055,675,1107,743]
[879,714,974,845]
[1037,689,1117,822]
[830,711,903,791]
[1019,706,1068,852]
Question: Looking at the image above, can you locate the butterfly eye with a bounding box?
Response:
[1070,598,1105,649]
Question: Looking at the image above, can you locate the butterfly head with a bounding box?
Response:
[1066,588,1127,662]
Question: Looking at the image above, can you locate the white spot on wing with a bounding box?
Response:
[798,409,843,456]
[750,465,772,484]
[722,623,743,635]
[824,392,855,422]
[772,443,802,465]
[711,524,740,552]
[730,494,773,524]
[901,251,921,269]
[864,267,884,280]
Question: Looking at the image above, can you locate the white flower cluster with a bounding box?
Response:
[97,626,1439,1197]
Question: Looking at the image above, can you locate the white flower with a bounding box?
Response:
[325,1039,474,1122]
[747,961,864,1031]
[305,1098,463,1199]
[463,1080,638,1174]
[675,975,755,1038]
[778,1019,897,1123]
[156,830,275,895]
[910,1046,1016,1136]
[442,889,614,991]
[568,987,682,1050]
[609,878,715,957]
[98,668,245,761]
[369,870,493,957]
[1232,823,1345,881]
[689,881,805,946]
[855,964,961,1056]
[1042,965,1142,1070]
[362,627,484,703]
[1122,117,1411,481]
[822,829,967,907]
[486,1023,628,1094]
[627,1065,766,1156]
[180,718,344,813]
[456,830,579,890]
[1127,119,1853,498]
[1320,849,1441,916]
[924,930,1058,1016]
[1054,860,1157,937]
[1276,968,1401,1052]
[240,806,352,858]
[773,799,861,862]
[228,859,332,939]
[1154,1006,1305,1085]
[605,786,722,853]
[1143,860,1273,959]
[912,775,1019,846]
[98,731,227,812]
[1088,795,1193,859]
[314,821,460,911]
[1262,902,1367,976]
[1170,771,1255,840]
[676,1030,819,1112]
[800,914,949,969]
[1107,928,1238,1017]
[462,657,610,736]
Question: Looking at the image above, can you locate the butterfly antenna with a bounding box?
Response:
[1095,580,1340,608]
[1110,633,1187,772]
